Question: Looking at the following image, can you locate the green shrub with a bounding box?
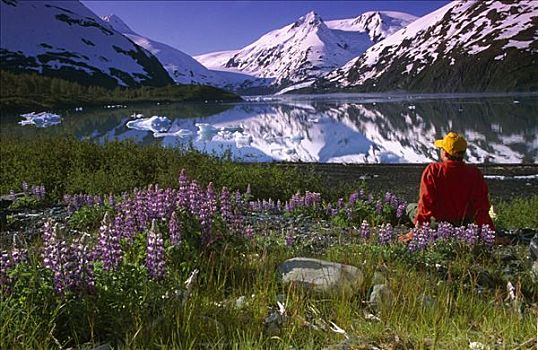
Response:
[0,135,325,202]
[493,195,538,229]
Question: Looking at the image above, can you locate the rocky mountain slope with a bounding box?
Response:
[0,0,172,88]
[323,0,538,92]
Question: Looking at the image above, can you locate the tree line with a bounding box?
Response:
[0,70,240,111]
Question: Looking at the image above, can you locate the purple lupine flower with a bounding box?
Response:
[235,190,243,209]
[1,248,24,293]
[384,192,392,203]
[375,200,384,215]
[133,191,149,230]
[408,226,428,252]
[177,169,189,209]
[0,245,27,293]
[378,223,393,245]
[108,194,116,207]
[219,187,233,224]
[188,180,202,217]
[21,181,28,193]
[359,220,370,239]
[41,222,69,293]
[32,185,40,198]
[346,208,353,221]
[285,233,295,247]
[463,224,480,245]
[121,209,137,241]
[93,195,103,206]
[390,195,399,209]
[349,191,359,205]
[42,220,58,271]
[10,247,27,265]
[480,224,495,246]
[71,234,95,293]
[0,250,13,292]
[304,192,321,208]
[146,219,165,280]
[96,213,122,271]
[435,222,454,240]
[206,182,217,217]
[199,199,212,245]
[366,194,374,204]
[230,207,244,234]
[396,203,406,219]
[451,226,462,241]
[245,225,254,240]
[169,212,181,246]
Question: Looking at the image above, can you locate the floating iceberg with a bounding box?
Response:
[126,116,171,133]
[130,113,144,119]
[153,129,193,138]
[19,112,61,128]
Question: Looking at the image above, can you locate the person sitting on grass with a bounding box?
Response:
[400,131,494,242]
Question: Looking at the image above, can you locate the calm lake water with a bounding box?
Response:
[2,93,537,163]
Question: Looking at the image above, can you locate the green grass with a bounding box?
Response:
[2,238,535,349]
[493,195,538,229]
[1,136,537,349]
[0,135,324,202]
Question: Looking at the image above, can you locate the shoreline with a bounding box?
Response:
[273,163,538,202]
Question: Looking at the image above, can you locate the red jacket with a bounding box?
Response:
[415,160,494,228]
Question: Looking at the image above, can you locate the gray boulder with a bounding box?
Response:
[278,257,364,294]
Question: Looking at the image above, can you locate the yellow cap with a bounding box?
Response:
[434,132,467,156]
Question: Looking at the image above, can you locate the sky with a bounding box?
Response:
[82,1,451,56]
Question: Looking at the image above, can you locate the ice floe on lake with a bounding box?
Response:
[153,129,193,138]
[19,112,62,128]
[484,174,538,180]
[126,116,171,133]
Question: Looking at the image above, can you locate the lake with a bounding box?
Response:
[2,93,537,163]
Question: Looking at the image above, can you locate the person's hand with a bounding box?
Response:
[398,231,414,243]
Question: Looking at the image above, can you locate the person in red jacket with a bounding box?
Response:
[400,131,494,242]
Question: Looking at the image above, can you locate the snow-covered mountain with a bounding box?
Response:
[324,0,538,92]
[100,14,221,85]
[195,11,415,90]
[101,14,272,91]
[326,11,417,42]
[0,0,172,88]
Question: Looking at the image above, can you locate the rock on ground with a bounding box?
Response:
[278,257,364,294]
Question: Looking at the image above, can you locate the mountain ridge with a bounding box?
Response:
[0,0,172,88]
[322,0,538,93]
[195,10,416,91]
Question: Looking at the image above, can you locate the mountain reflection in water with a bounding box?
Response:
[5,95,537,163]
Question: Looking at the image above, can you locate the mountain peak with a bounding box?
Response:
[101,14,136,35]
[292,11,324,29]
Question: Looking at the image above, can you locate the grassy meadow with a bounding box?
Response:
[1,136,537,350]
